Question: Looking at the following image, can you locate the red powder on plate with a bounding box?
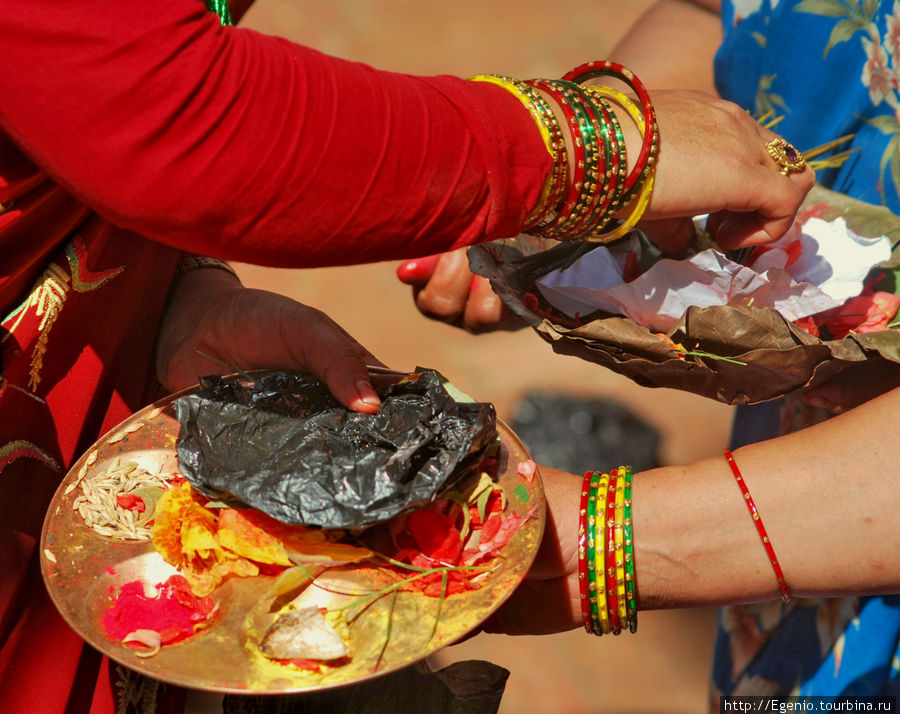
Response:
[102,574,218,646]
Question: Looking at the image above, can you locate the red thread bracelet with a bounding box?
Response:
[723,449,792,604]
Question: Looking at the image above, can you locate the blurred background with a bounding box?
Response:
[235,2,733,711]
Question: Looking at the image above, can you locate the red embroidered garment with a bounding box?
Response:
[0,1,549,711]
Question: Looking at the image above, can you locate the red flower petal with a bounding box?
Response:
[816,291,900,339]
[116,494,146,513]
[406,508,462,562]
[516,460,537,485]
[479,512,503,542]
[403,569,472,597]
[793,316,820,338]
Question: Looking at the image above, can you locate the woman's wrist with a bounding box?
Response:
[156,256,243,390]
[175,254,241,282]
[469,62,657,243]
[631,458,781,611]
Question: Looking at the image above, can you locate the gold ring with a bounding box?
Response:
[765,138,807,176]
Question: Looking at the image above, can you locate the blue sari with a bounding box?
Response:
[713,0,900,698]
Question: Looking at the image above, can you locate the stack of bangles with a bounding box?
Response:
[471,61,658,244]
[577,454,792,639]
[578,466,638,636]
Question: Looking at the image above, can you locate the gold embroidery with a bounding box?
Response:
[4,262,69,391]
[1,237,124,391]
[68,240,125,292]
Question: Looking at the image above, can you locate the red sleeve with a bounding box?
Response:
[0,0,550,267]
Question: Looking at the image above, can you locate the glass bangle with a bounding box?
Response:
[593,472,611,635]
[574,91,626,237]
[613,465,629,628]
[604,467,621,634]
[525,79,595,238]
[585,472,603,635]
[577,470,592,631]
[548,82,621,240]
[582,86,656,242]
[622,466,638,633]
[563,61,658,199]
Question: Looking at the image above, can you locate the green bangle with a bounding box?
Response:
[623,465,638,633]
[585,471,602,635]
[571,86,626,237]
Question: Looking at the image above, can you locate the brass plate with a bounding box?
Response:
[40,383,544,694]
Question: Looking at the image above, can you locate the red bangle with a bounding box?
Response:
[604,467,621,634]
[562,60,658,202]
[554,82,624,239]
[577,470,593,631]
[723,449,792,604]
[525,79,590,237]
[577,90,626,236]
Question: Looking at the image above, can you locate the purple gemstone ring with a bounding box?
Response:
[765,138,807,175]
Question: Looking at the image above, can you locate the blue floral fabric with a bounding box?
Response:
[717,0,900,213]
[713,0,900,700]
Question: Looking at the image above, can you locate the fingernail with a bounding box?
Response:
[396,261,419,283]
[397,254,440,283]
[481,292,500,313]
[804,395,829,409]
[355,380,382,409]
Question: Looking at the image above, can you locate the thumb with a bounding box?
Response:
[276,303,385,414]
[304,341,385,415]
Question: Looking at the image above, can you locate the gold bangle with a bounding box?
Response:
[469,74,566,226]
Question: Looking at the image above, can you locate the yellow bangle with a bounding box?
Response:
[599,173,655,243]
[469,74,564,225]
[470,74,556,160]
[593,472,611,634]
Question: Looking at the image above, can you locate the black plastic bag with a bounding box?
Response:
[174,369,496,529]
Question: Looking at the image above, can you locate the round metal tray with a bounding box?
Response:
[41,380,545,694]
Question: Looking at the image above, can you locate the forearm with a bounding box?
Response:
[609,0,721,94]
[0,1,548,267]
[634,385,900,609]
